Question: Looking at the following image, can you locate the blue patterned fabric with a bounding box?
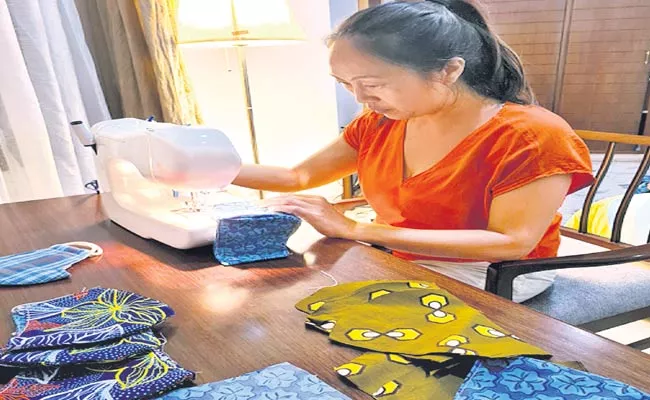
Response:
[157,362,350,400]
[0,349,194,400]
[211,202,301,266]
[635,176,650,194]
[0,329,163,367]
[0,245,90,286]
[454,357,650,400]
[6,287,174,351]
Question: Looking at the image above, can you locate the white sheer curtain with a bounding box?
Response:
[0,0,110,204]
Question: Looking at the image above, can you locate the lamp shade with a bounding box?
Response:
[177,0,305,46]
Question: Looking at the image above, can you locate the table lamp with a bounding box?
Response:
[177,0,306,198]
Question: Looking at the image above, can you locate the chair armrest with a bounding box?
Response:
[485,243,650,300]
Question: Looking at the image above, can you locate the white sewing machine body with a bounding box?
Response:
[73,118,242,249]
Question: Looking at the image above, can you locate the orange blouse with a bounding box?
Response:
[343,102,594,262]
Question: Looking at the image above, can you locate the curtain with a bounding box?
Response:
[75,0,203,125]
[0,0,110,204]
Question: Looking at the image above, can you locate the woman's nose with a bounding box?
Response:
[352,86,374,104]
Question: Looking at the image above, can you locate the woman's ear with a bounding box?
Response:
[441,57,465,85]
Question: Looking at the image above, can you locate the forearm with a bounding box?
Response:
[347,222,534,262]
[232,164,306,192]
[231,136,358,193]
[233,162,355,193]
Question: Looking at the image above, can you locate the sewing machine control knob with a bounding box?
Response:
[70,121,97,154]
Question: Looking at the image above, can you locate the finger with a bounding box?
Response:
[260,195,290,206]
[282,198,323,212]
[272,197,324,214]
[263,194,329,209]
[290,195,329,205]
[264,194,325,204]
[261,198,299,210]
[264,196,310,208]
[268,205,312,220]
[268,204,297,214]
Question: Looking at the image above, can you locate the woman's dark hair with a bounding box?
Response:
[327,0,535,105]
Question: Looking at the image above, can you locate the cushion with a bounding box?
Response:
[524,236,650,326]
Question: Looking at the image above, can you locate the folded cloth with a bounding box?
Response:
[0,329,163,367]
[296,280,549,358]
[454,356,650,400]
[211,202,301,265]
[157,361,350,400]
[6,287,174,351]
[335,352,473,400]
[0,242,102,286]
[0,349,194,400]
[335,354,597,400]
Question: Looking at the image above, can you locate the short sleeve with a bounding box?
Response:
[342,110,378,151]
[490,126,594,198]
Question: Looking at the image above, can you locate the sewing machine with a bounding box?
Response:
[71,118,243,249]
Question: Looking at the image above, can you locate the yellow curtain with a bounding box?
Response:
[75,0,202,125]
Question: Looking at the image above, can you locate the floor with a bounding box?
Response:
[598,319,650,353]
[345,152,650,353]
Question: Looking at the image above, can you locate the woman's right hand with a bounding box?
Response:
[265,194,358,239]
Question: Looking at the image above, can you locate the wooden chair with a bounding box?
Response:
[337,130,650,348]
[486,130,650,347]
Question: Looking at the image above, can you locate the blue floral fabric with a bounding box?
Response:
[6,287,174,351]
[0,330,163,367]
[0,349,194,400]
[157,362,350,400]
[211,202,301,266]
[454,357,650,400]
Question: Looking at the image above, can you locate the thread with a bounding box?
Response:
[307,271,339,290]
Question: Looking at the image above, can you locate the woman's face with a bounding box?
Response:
[329,38,455,120]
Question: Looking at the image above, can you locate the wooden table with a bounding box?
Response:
[1,195,649,397]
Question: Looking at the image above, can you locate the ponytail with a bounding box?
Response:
[430,0,535,104]
[329,0,536,105]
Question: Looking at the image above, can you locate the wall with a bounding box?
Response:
[181,0,344,200]
[486,0,565,111]
[485,0,650,139]
[559,0,650,134]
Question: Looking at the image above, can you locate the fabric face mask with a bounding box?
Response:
[0,242,103,286]
[454,356,650,400]
[211,201,301,265]
[335,352,473,400]
[5,287,174,351]
[0,329,163,367]
[296,280,549,359]
[0,349,194,400]
[157,362,350,400]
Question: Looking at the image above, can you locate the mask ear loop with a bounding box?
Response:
[61,242,104,257]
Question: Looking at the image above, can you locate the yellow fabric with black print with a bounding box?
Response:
[298,280,454,364]
[296,280,549,359]
[333,352,471,400]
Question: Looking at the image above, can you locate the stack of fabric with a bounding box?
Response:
[0,287,194,399]
[296,280,650,400]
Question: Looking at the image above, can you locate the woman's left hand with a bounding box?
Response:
[263,195,357,239]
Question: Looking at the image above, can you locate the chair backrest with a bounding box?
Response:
[565,130,650,247]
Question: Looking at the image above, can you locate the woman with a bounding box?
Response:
[232,0,594,302]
